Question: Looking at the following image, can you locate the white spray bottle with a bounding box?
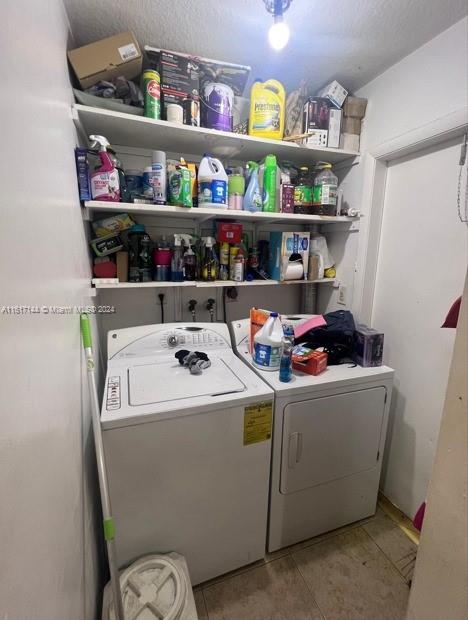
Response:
[89,135,120,202]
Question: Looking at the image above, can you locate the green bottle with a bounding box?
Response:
[262,154,277,212]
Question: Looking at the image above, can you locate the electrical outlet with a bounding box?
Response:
[226,287,238,303]
[337,284,347,306]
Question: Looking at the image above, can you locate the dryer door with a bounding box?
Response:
[280,387,386,494]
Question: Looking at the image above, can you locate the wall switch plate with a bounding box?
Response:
[337,284,347,306]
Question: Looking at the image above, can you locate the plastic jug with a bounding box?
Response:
[313,163,338,216]
[248,80,286,140]
[198,154,228,209]
[253,312,284,371]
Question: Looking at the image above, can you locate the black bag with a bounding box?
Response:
[297,310,356,365]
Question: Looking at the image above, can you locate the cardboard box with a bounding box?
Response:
[340,133,360,152]
[353,324,384,367]
[145,47,200,119]
[74,148,91,201]
[268,232,310,281]
[216,222,243,244]
[343,96,367,118]
[303,98,342,148]
[343,117,362,135]
[317,80,348,108]
[292,346,328,375]
[303,97,330,131]
[116,251,129,282]
[303,130,328,148]
[68,32,142,89]
[327,108,342,148]
[280,184,294,213]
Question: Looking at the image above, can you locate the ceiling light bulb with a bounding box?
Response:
[268,19,290,50]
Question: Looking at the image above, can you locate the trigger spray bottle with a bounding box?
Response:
[202,237,217,282]
[171,234,184,282]
[89,135,120,201]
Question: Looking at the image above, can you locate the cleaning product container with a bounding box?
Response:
[198,154,228,209]
[253,312,284,371]
[243,164,262,212]
[248,80,286,140]
[313,163,338,216]
[201,82,234,132]
[101,552,198,620]
[228,167,245,210]
[152,150,167,204]
[262,154,278,212]
[89,135,120,201]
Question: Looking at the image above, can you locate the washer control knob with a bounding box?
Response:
[167,334,179,347]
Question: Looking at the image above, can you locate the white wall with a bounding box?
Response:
[348,17,468,517]
[0,1,101,618]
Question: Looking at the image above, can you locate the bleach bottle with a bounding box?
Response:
[253,312,284,371]
[198,154,228,209]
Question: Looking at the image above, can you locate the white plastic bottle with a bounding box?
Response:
[198,153,228,209]
[253,312,284,371]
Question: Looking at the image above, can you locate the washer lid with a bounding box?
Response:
[128,357,246,406]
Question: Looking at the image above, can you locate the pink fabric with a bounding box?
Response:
[441,297,462,328]
[413,501,426,531]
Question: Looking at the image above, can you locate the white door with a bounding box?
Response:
[280,387,386,494]
[372,138,467,517]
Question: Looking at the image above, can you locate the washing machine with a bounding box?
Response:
[231,316,394,552]
[101,322,274,585]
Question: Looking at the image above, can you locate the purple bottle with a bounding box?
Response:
[201,82,233,132]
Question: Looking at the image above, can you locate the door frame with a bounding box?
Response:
[352,106,468,324]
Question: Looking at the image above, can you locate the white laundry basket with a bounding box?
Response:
[102,553,198,620]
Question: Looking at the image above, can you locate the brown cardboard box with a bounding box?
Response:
[116,251,129,282]
[68,32,142,89]
[342,117,362,135]
[343,96,367,118]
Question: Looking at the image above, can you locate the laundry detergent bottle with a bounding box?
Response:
[248,79,286,140]
[243,163,262,212]
[198,154,228,209]
[89,135,120,201]
[253,312,284,371]
[262,154,278,212]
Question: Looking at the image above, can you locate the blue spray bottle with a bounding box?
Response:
[243,163,262,212]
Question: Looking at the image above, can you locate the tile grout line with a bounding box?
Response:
[200,588,209,620]
[360,526,412,586]
[289,549,328,620]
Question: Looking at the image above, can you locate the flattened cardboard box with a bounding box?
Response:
[68,31,142,89]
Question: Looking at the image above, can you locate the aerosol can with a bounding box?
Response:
[89,135,120,201]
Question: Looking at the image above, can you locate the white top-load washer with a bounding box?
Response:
[101,322,274,585]
[231,316,394,552]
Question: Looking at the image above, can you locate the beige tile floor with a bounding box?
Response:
[193,508,417,620]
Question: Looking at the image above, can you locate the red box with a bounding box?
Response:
[216,222,243,244]
[292,350,328,376]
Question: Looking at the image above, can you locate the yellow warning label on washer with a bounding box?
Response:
[244,401,273,445]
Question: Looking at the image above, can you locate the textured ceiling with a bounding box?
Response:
[64,0,467,94]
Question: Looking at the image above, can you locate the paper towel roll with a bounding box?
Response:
[284,262,304,280]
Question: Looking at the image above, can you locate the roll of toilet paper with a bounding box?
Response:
[284,262,304,280]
